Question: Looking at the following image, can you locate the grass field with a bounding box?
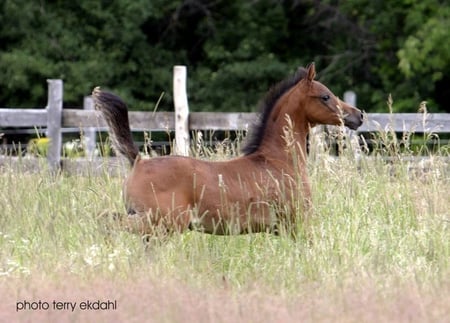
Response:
[0,136,449,322]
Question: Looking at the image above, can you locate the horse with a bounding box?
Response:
[93,63,363,239]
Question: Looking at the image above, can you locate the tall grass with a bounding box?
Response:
[0,130,449,322]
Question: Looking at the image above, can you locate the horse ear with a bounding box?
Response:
[306,62,316,82]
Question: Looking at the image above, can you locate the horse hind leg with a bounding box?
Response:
[98,203,191,247]
[125,207,196,251]
[97,208,149,235]
[122,207,187,239]
[96,209,129,244]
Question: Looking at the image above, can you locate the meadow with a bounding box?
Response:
[0,132,449,322]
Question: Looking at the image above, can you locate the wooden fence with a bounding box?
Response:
[1,66,450,173]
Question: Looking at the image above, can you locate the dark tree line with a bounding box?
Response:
[1,0,449,113]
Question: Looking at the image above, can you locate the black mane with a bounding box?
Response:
[241,67,307,155]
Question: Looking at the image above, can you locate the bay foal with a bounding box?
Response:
[93,63,363,238]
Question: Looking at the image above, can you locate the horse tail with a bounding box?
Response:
[92,87,139,166]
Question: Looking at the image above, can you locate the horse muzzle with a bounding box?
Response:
[343,109,364,130]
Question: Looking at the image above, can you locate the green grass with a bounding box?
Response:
[0,140,449,322]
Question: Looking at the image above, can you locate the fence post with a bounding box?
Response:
[343,90,361,158]
[343,90,357,107]
[83,96,96,158]
[46,79,63,172]
[173,65,190,156]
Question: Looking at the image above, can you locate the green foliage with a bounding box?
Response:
[27,137,50,157]
[398,6,450,81]
[0,0,160,109]
[0,0,449,112]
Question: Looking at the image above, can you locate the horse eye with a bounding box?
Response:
[321,95,330,102]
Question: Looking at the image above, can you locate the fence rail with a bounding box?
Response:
[1,66,450,172]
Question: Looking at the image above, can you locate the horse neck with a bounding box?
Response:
[256,95,310,169]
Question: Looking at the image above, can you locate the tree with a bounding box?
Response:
[0,0,168,109]
[309,0,450,112]
[398,4,450,112]
[0,0,448,113]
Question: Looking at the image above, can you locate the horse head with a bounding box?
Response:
[297,63,364,130]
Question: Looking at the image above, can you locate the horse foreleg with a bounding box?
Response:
[280,177,313,241]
